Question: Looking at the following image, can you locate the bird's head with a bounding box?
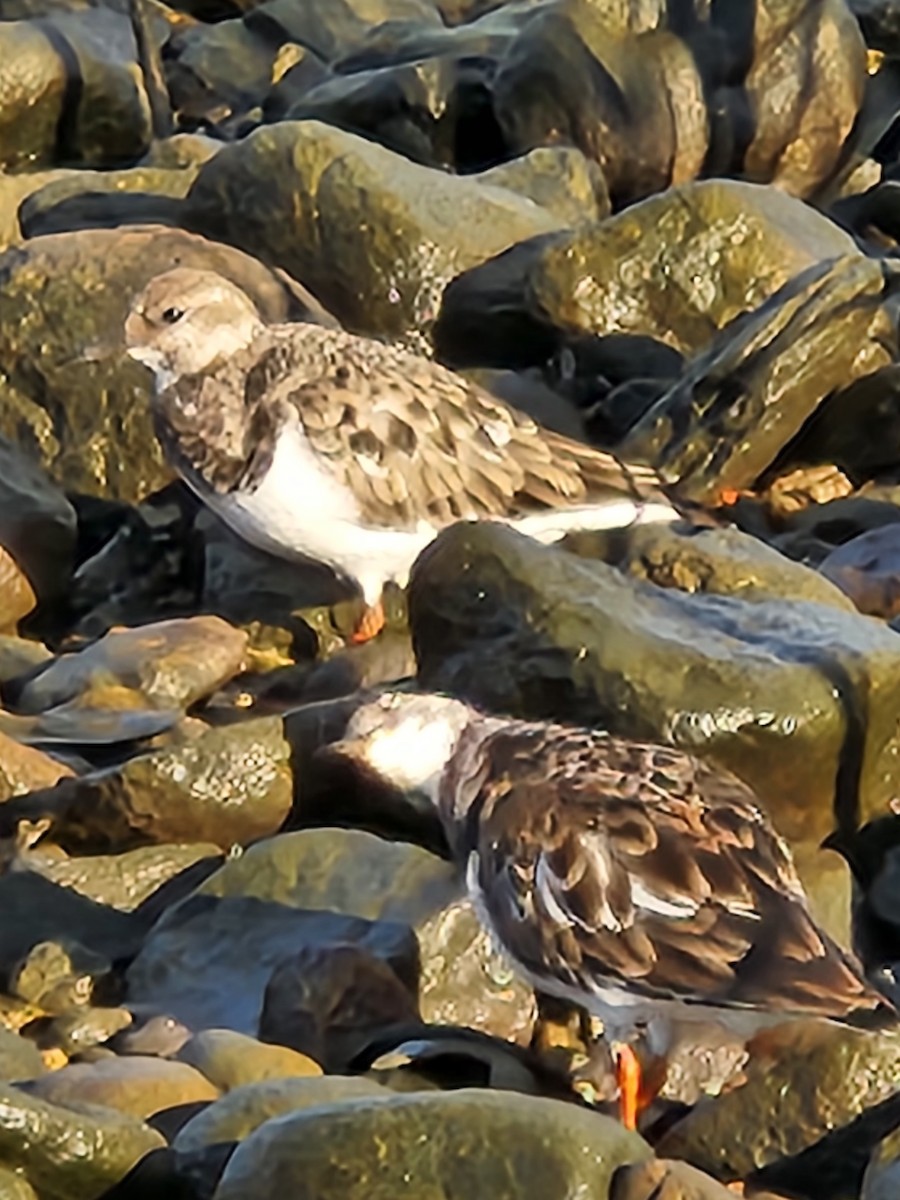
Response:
[124,267,266,388]
[326,690,474,803]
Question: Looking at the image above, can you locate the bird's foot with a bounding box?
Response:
[612,1041,641,1132]
[349,599,386,645]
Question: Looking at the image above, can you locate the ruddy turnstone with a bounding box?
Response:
[123,267,684,643]
[324,690,895,1129]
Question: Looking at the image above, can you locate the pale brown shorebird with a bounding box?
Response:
[122,267,688,643]
[323,690,896,1129]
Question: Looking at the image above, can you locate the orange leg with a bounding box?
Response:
[349,598,386,644]
[613,1042,641,1132]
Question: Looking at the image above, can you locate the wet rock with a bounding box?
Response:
[493,0,863,203]
[0,1082,164,1198]
[285,54,499,172]
[0,732,73,800]
[0,1025,46,1081]
[0,11,152,171]
[0,225,334,502]
[3,716,292,853]
[126,891,420,1035]
[20,1056,220,1119]
[619,256,895,504]
[656,1021,900,1185]
[433,180,861,369]
[478,146,610,225]
[28,843,223,912]
[17,163,203,241]
[15,617,247,714]
[173,1074,392,1152]
[610,1158,741,1200]
[492,1,708,208]
[214,1088,651,1200]
[0,1166,37,1200]
[818,525,900,618]
[8,939,102,1014]
[409,522,900,927]
[589,523,858,610]
[176,1028,321,1090]
[258,941,420,1069]
[128,829,534,1040]
[37,1005,133,1057]
[183,118,567,346]
[197,829,533,1036]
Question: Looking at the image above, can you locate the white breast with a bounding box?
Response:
[197,418,433,604]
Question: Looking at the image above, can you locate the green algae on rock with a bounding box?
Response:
[213,1088,651,1200]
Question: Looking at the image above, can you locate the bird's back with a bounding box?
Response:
[443,719,894,1029]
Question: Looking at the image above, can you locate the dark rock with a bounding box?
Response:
[183,118,566,347]
[432,180,860,370]
[125,891,420,1035]
[0,437,76,610]
[619,256,896,504]
[201,828,532,1034]
[492,0,708,208]
[0,873,143,984]
[783,364,900,482]
[285,54,500,172]
[818,525,900,618]
[213,1088,651,1200]
[863,1123,900,1199]
[259,942,420,1069]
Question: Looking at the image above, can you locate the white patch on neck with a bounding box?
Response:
[364,715,460,795]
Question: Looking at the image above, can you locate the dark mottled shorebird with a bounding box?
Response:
[324,690,895,1129]
[123,267,683,641]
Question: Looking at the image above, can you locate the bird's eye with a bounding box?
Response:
[161,307,184,325]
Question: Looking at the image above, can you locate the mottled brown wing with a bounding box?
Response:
[462,723,889,1023]
[247,325,673,530]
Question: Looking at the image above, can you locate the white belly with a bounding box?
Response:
[196,420,432,604]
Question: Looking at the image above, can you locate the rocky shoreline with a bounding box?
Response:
[2,0,900,1196]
